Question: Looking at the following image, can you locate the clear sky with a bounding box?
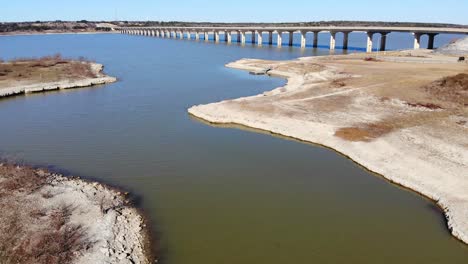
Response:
[2,0,467,24]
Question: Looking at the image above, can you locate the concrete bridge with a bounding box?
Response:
[116,26,468,52]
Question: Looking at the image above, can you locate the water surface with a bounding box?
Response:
[0,33,467,264]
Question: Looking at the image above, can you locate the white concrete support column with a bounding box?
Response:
[156,30,160,37]
[240,31,246,44]
[215,31,220,42]
[179,31,184,39]
[204,31,209,41]
[300,31,306,48]
[195,32,200,40]
[277,31,283,47]
[187,31,191,40]
[413,32,421,49]
[330,31,337,50]
[257,31,263,46]
[251,31,256,44]
[379,32,388,51]
[288,31,294,46]
[427,33,437,49]
[342,32,350,50]
[366,32,374,52]
[226,31,232,43]
[268,31,273,45]
[313,31,319,48]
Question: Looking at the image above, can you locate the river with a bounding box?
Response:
[0,32,467,263]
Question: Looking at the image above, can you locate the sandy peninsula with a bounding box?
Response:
[0,54,116,98]
[189,47,468,244]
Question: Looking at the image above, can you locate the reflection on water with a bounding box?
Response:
[0,33,466,264]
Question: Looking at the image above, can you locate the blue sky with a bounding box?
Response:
[2,0,467,24]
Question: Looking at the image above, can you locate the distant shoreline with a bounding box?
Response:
[0,31,117,37]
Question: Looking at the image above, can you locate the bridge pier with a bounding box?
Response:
[179,30,184,39]
[257,31,263,46]
[343,32,349,50]
[413,32,421,49]
[288,31,294,46]
[268,31,273,45]
[195,32,199,40]
[366,32,374,52]
[226,31,232,43]
[300,31,306,48]
[330,32,336,50]
[428,33,438,49]
[204,31,209,41]
[187,31,191,40]
[313,31,319,48]
[277,31,283,47]
[240,31,246,44]
[215,31,220,42]
[380,32,388,51]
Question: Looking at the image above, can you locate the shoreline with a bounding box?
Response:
[188,51,468,245]
[0,162,153,263]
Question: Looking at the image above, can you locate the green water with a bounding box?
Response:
[0,33,466,263]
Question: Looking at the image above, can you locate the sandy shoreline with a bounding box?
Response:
[189,50,468,244]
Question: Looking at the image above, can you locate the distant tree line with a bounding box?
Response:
[0,20,466,34]
[128,20,467,28]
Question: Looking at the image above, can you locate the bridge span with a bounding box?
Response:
[116,26,468,52]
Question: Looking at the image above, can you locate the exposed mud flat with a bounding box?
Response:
[189,50,468,244]
[0,163,152,264]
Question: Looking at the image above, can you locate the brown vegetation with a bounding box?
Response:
[405,102,442,110]
[0,164,91,264]
[334,123,394,142]
[363,57,380,62]
[0,54,97,88]
[424,73,468,106]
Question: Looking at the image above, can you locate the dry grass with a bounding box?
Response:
[363,57,380,62]
[424,73,468,107]
[335,123,394,142]
[0,54,98,88]
[0,164,91,264]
